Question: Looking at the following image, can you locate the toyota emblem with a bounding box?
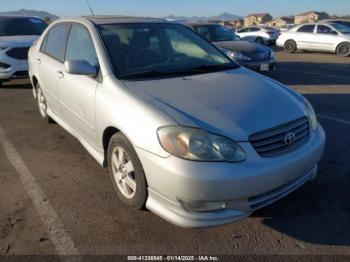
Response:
[284,132,296,145]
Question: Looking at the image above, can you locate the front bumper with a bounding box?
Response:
[0,53,29,81]
[239,57,276,72]
[137,125,325,228]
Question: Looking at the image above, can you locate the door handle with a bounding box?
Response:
[36,58,41,64]
[57,71,64,79]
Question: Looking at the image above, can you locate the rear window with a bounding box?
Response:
[0,17,47,36]
[297,25,315,33]
[44,24,70,62]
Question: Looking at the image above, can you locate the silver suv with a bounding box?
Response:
[0,16,47,86]
[29,16,325,228]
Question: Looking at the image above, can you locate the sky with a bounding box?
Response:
[0,0,349,18]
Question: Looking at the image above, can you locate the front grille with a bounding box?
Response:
[250,116,310,157]
[6,47,30,60]
[250,52,270,60]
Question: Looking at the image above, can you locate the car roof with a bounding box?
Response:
[0,15,44,20]
[83,15,170,25]
[185,22,217,26]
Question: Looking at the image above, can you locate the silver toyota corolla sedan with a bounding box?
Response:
[29,16,326,228]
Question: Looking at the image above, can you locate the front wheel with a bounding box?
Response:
[284,40,297,53]
[336,42,350,57]
[107,133,147,209]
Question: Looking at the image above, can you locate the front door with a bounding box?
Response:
[58,23,100,149]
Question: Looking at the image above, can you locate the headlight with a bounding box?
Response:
[220,48,252,61]
[270,50,275,58]
[157,126,246,162]
[303,98,318,131]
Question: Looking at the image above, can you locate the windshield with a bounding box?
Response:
[330,23,350,34]
[0,17,47,36]
[99,23,237,79]
[194,25,240,42]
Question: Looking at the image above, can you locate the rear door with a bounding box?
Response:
[37,24,70,117]
[315,25,340,51]
[58,23,99,148]
[294,24,316,49]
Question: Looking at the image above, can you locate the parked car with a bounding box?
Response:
[29,16,325,228]
[321,19,350,29]
[185,22,276,72]
[0,15,47,86]
[277,22,350,56]
[236,26,279,45]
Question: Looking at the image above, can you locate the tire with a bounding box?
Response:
[107,132,147,209]
[336,42,350,57]
[255,37,264,45]
[36,83,55,123]
[284,40,297,53]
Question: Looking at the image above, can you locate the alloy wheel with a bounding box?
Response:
[37,88,47,118]
[111,146,137,199]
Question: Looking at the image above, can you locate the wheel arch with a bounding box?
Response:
[102,126,121,167]
[336,41,350,53]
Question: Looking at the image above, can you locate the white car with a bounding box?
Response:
[277,22,350,56]
[0,15,47,86]
[236,26,279,45]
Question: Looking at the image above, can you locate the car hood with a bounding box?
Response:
[213,40,270,55]
[0,35,39,47]
[124,68,305,141]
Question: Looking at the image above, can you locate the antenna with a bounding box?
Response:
[86,0,95,16]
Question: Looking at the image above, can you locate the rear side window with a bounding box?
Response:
[297,25,315,33]
[249,27,260,32]
[65,24,98,66]
[317,25,334,34]
[44,24,70,62]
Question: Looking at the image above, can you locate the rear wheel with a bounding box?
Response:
[36,83,55,123]
[336,42,350,57]
[107,132,147,209]
[284,40,297,53]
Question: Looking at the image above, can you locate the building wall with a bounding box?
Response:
[244,14,272,26]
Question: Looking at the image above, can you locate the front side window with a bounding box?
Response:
[194,25,240,42]
[238,28,249,33]
[298,25,315,33]
[99,23,237,79]
[0,17,47,36]
[44,24,70,62]
[65,24,98,66]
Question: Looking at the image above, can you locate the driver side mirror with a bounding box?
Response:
[330,30,338,35]
[64,60,97,76]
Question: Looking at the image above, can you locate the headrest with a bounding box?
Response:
[133,31,151,49]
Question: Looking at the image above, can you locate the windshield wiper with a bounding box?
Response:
[119,69,178,79]
[191,63,240,71]
[119,63,239,80]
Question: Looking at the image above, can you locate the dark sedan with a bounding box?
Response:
[185,22,276,72]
